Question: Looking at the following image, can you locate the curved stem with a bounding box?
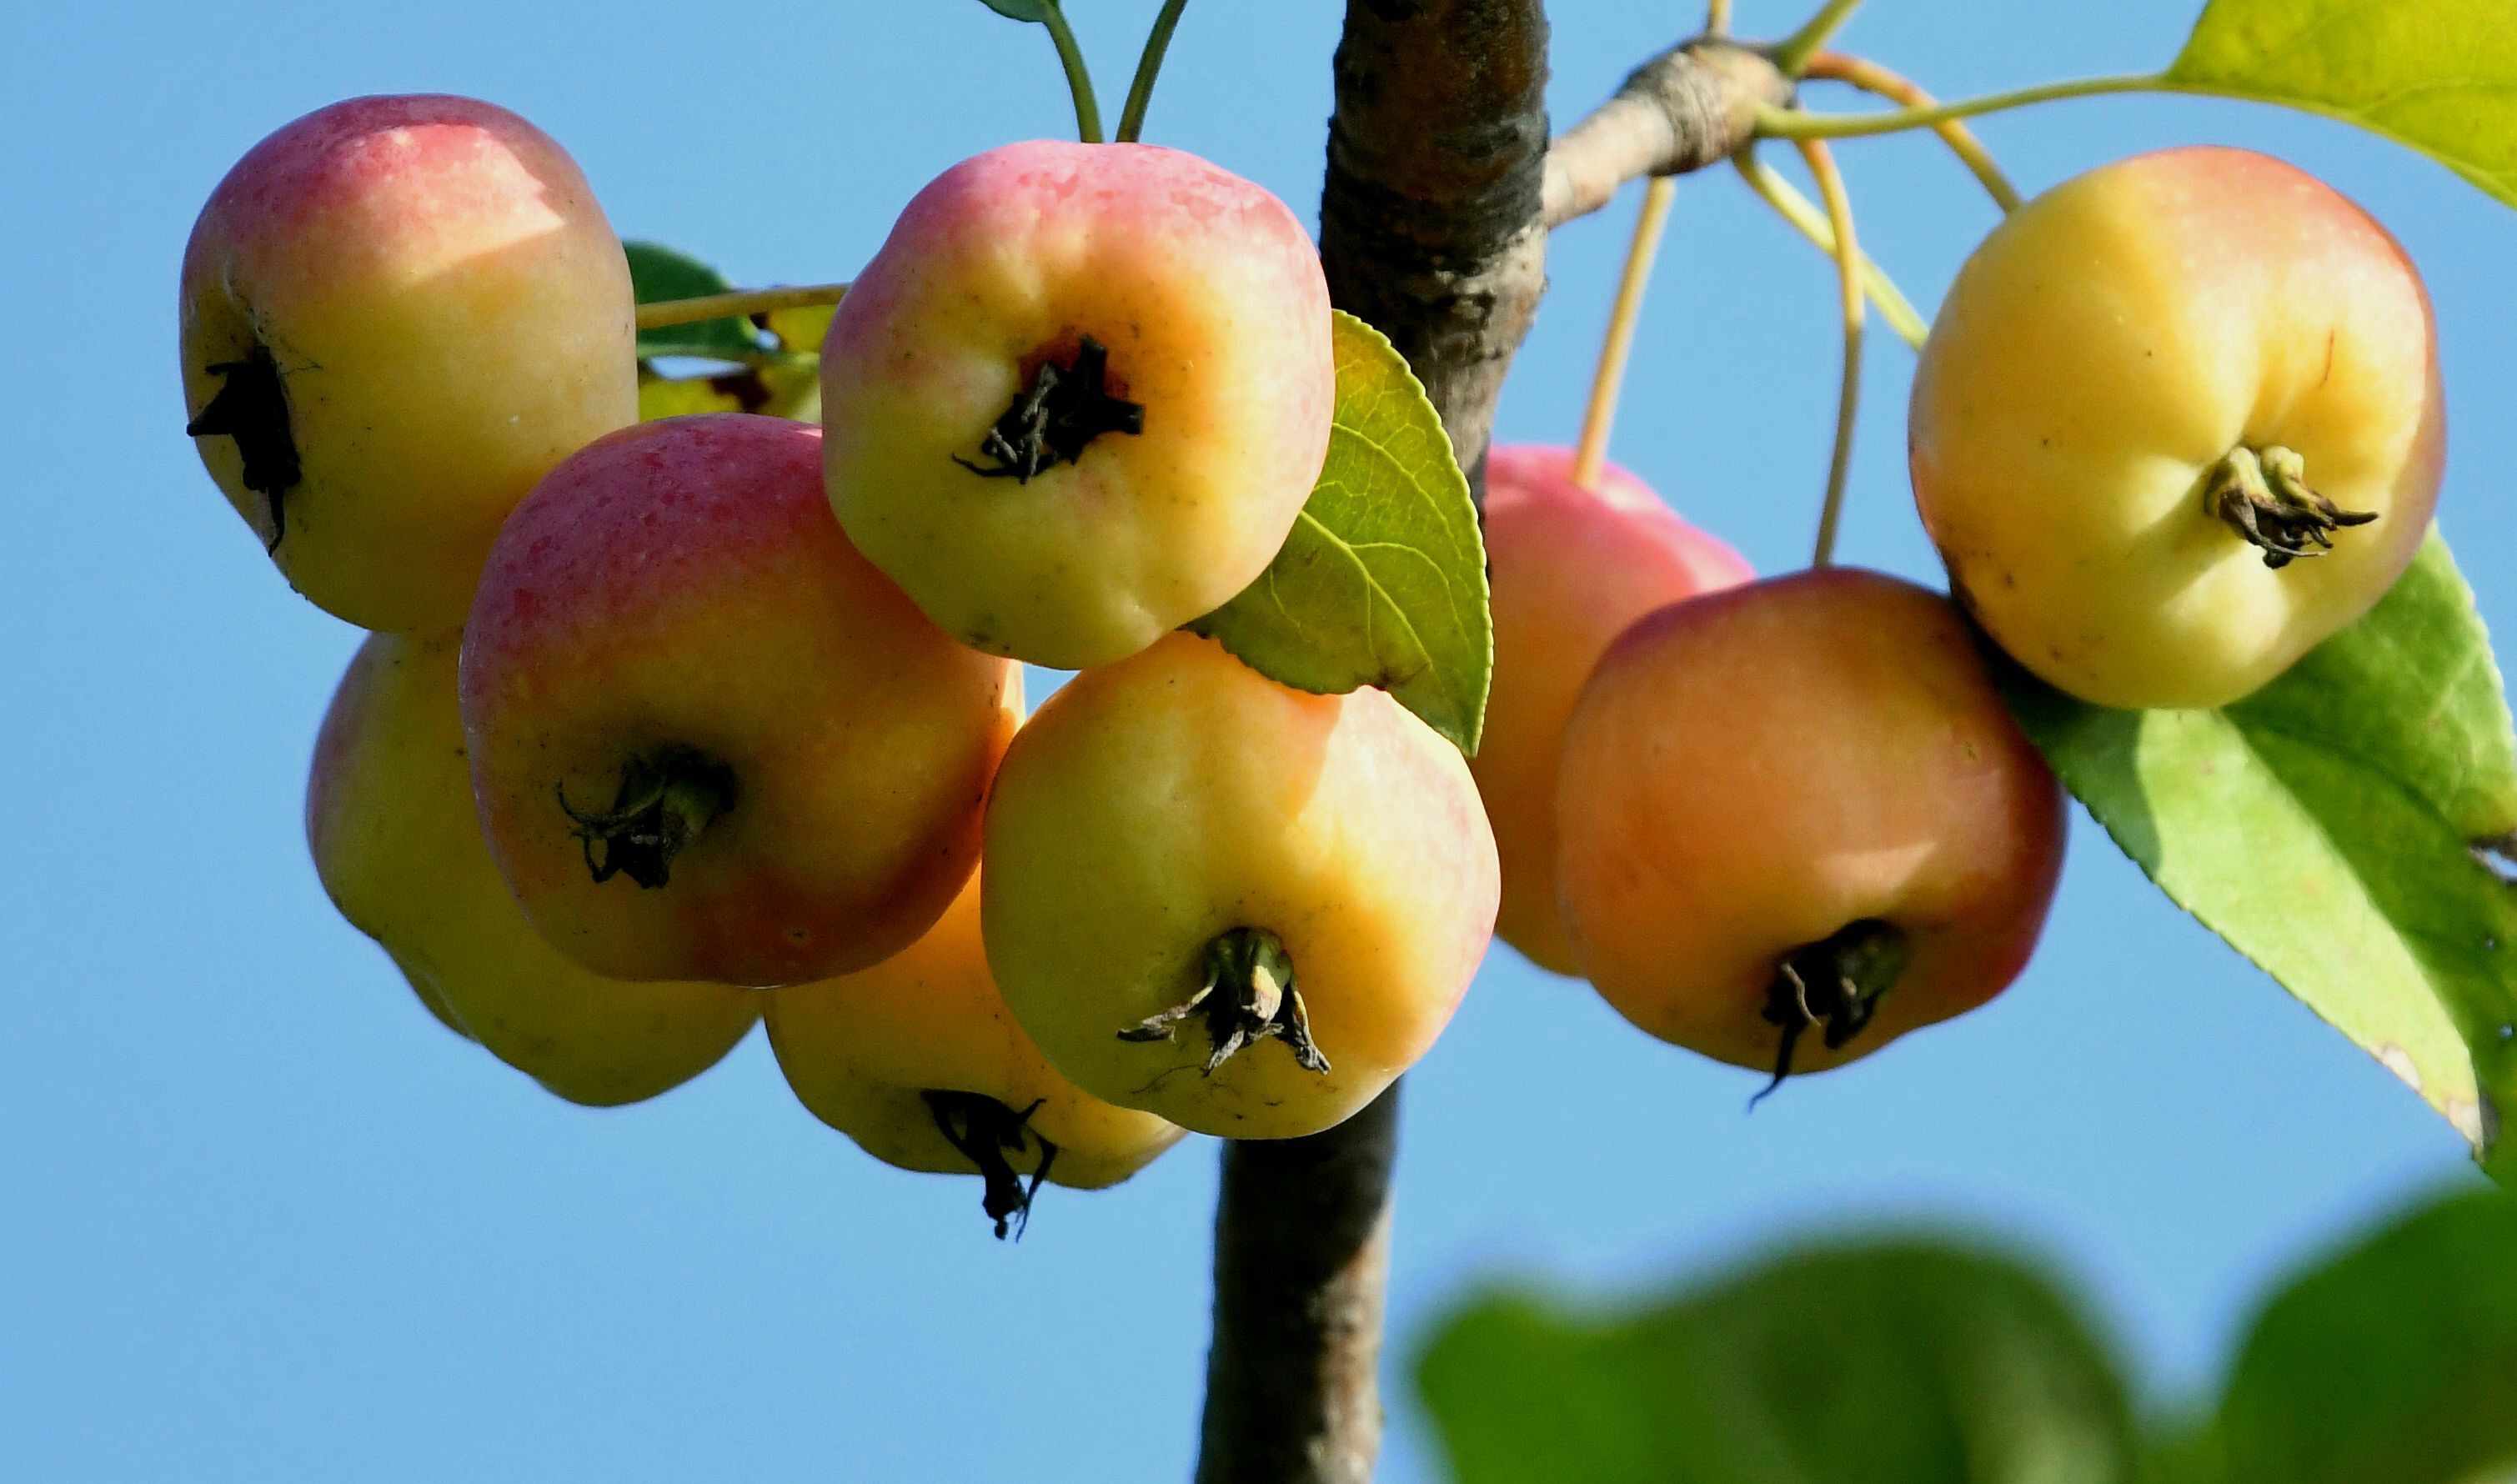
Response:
[1116,0,1190,143]
[1040,1,1106,143]
[1770,0,1868,77]
[1572,175,1677,490]
[634,283,848,332]
[1797,138,1863,569]
[1732,151,1925,349]
[1803,51,2022,212]
[1757,72,2169,140]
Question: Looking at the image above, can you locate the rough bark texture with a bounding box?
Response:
[1194,8,1800,1481]
[1195,1085,1401,1484]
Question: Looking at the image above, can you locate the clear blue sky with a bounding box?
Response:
[5,2,2506,1479]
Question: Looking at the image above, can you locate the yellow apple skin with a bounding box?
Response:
[1472,445,1752,975]
[1555,569,2064,1080]
[981,634,1498,1141]
[1911,147,2444,710]
[181,94,636,635]
[767,870,1185,1203]
[308,634,758,1107]
[460,415,1019,988]
[821,140,1334,669]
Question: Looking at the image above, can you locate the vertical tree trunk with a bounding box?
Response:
[1193,6,1553,1482]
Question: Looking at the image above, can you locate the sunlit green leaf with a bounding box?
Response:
[1416,1238,2137,1484]
[625,240,760,362]
[1188,311,1492,753]
[2169,0,2517,208]
[2000,536,2517,1172]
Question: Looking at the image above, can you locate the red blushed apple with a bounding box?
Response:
[1554,569,2064,1091]
[1472,445,1752,975]
[821,140,1334,669]
[459,414,1018,988]
[181,94,635,635]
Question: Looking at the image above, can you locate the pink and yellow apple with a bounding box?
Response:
[459,414,1018,988]
[1472,445,1752,975]
[821,140,1334,669]
[309,633,757,1106]
[182,94,636,635]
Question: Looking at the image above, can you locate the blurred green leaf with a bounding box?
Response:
[975,0,1050,20]
[1189,310,1492,753]
[1416,1238,2137,1484]
[625,240,761,362]
[2186,1186,2517,1484]
[637,356,820,425]
[2169,0,2517,208]
[2000,536,2517,1176]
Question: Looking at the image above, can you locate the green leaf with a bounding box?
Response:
[2168,0,2517,208]
[624,240,761,362]
[1188,310,1492,754]
[1415,1238,2138,1484]
[1999,535,2517,1171]
[2193,1186,2517,1484]
[975,0,1049,20]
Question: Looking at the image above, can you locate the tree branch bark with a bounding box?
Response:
[1194,12,1798,1481]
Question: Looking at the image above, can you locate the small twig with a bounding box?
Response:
[1732,150,1925,349]
[1705,0,1733,36]
[1542,38,1793,228]
[1757,73,2169,140]
[1798,138,1863,569]
[635,283,847,332]
[1803,50,2021,211]
[1572,175,1677,490]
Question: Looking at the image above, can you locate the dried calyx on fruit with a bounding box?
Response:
[1118,927,1329,1075]
[954,335,1146,483]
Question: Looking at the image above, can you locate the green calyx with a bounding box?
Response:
[1752,919,1912,1106]
[921,1090,1057,1241]
[1117,926,1329,1075]
[557,746,737,890]
[2206,444,2377,569]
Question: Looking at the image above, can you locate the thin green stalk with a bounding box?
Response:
[1706,0,1734,36]
[1040,1,1105,143]
[1732,151,1926,349]
[1797,138,1863,569]
[1769,0,1868,77]
[1116,0,1190,143]
[1757,73,2169,140]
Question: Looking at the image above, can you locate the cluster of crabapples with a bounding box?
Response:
[184,86,2442,1231]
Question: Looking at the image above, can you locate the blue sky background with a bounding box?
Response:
[6,2,2510,1478]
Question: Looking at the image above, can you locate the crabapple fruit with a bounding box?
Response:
[1472,445,1752,975]
[1555,569,2064,1092]
[1911,146,2444,710]
[821,140,1334,669]
[182,94,636,634]
[767,869,1185,1239]
[981,633,1497,1140]
[460,414,1018,988]
[308,634,757,1106]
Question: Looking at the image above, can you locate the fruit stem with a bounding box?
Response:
[921,1090,1057,1240]
[634,283,848,332]
[1755,73,2171,141]
[1730,149,1926,350]
[1768,0,1867,78]
[2206,444,2378,569]
[1571,174,1677,491]
[1705,0,1733,37]
[556,747,737,890]
[1800,138,1863,571]
[1118,927,1329,1075]
[1116,0,1190,144]
[1039,0,1106,144]
[1802,51,2021,212]
[1751,918,1911,1105]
